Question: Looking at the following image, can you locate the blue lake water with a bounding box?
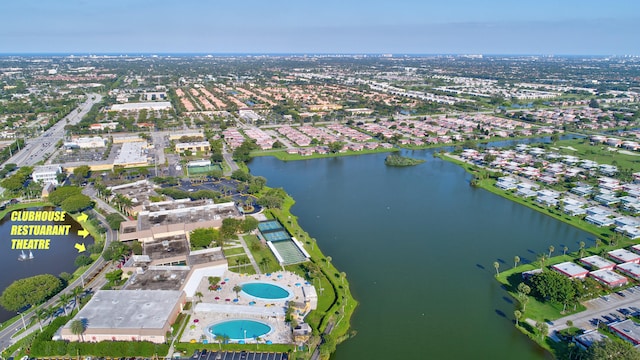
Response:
[249,149,592,359]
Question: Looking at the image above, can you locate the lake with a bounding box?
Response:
[0,207,94,321]
[249,149,593,359]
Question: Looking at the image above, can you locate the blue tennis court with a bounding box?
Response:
[262,230,290,242]
[258,220,283,232]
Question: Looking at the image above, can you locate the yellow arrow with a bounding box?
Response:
[77,213,88,222]
[78,229,89,238]
[74,243,86,253]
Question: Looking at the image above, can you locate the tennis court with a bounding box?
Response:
[262,230,290,242]
[258,220,284,232]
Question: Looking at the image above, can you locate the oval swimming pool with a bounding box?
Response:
[209,319,271,340]
[241,282,291,300]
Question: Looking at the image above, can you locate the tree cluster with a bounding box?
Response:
[528,270,601,311]
[48,186,93,213]
[232,139,258,163]
[0,274,62,311]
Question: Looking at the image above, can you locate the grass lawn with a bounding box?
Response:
[266,195,358,346]
[222,246,246,256]
[555,138,640,172]
[244,234,281,274]
[251,147,397,161]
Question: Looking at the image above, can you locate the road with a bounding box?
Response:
[4,93,102,168]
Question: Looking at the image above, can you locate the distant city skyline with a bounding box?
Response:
[2,0,639,55]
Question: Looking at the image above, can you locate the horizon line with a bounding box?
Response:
[0,52,636,58]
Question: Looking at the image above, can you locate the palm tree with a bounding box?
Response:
[548,245,555,258]
[579,241,586,258]
[194,291,204,304]
[340,272,347,284]
[514,310,522,326]
[520,296,529,312]
[214,335,223,349]
[233,285,242,299]
[537,254,548,269]
[595,239,602,249]
[255,336,262,349]
[514,256,520,269]
[493,261,500,276]
[70,319,86,342]
[72,286,83,309]
[34,307,47,331]
[563,246,568,256]
[58,293,73,316]
[536,322,549,340]
[260,257,271,273]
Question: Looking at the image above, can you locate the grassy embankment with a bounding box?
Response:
[251,147,397,161]
[268,195,358,358]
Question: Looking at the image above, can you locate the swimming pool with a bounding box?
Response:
[209,319,271,341]
[241,282,291,300]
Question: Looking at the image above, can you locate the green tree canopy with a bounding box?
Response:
[0,274,62,311]
[102,241,130,261]
[106,213,126,230]
[529,270,575,305]
[586,338,640,360]
[73,165,91,180]
[189,227,221,249]
[231,169,251,182]
[61,194,93,213]
[328,141,345,153]
[48,186,82,206]
[1,166,33,192]
[240,216,259,233]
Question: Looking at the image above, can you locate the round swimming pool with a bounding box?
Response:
[241,282,291,300]
[209,319,271,340]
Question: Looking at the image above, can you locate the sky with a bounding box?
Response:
[1,0,639,55]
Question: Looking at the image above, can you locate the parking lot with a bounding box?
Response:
[549,285,640,334]
[190,350,288,360]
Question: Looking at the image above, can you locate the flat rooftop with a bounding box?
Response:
[589,269,628,285]
[579,255,616,269]
[124,267,190,291]
[608,249,640,263]
[552,261,588,277]
[111,101,172,111]
[138,200,240,230]
[187,248,226,266]
[143,237,190,262]
[610,319,640,344]
[63,290,182,330]
[114,141,148,165]
[616,262,640,277]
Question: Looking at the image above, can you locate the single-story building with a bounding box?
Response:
[615,262,640,281]
[551,262,589,279]
[608,249,640,264]
[588,269,628,288]
[609,319,640,345]
[60,290,185,343]
[579,255,616,270]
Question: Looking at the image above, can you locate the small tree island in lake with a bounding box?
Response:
[384,154,426,167]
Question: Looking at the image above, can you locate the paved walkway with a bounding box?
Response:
[183,271,310,345]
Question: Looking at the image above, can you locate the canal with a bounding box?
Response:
[249,148,594,359]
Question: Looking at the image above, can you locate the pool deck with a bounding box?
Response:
[181,270,310,344]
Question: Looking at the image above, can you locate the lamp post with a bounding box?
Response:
[17,311,26,331]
